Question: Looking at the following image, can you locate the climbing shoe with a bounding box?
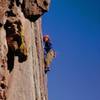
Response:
[45,67,50,73]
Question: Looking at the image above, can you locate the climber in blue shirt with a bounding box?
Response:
[43,35,52,54]
[43,35,55,73]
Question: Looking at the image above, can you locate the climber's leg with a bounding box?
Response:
[44,50,55,73]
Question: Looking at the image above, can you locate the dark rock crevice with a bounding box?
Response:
[4,18,28,72]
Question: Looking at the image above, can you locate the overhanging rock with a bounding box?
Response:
[21,0,50,21]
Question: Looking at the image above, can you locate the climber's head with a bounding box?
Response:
[43,35,50,42]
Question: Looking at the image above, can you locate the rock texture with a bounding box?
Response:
[0,0,50,100]
[21,0,50,21]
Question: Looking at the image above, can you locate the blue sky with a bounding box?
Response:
[42,0,100,100]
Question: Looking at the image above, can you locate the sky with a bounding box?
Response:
[42,0,100,100]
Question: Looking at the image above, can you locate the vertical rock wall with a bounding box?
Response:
[0,0,50,100]
[7,18,47,100]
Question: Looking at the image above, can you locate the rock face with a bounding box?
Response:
[21,0,50,21]
[0,0,50,100]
